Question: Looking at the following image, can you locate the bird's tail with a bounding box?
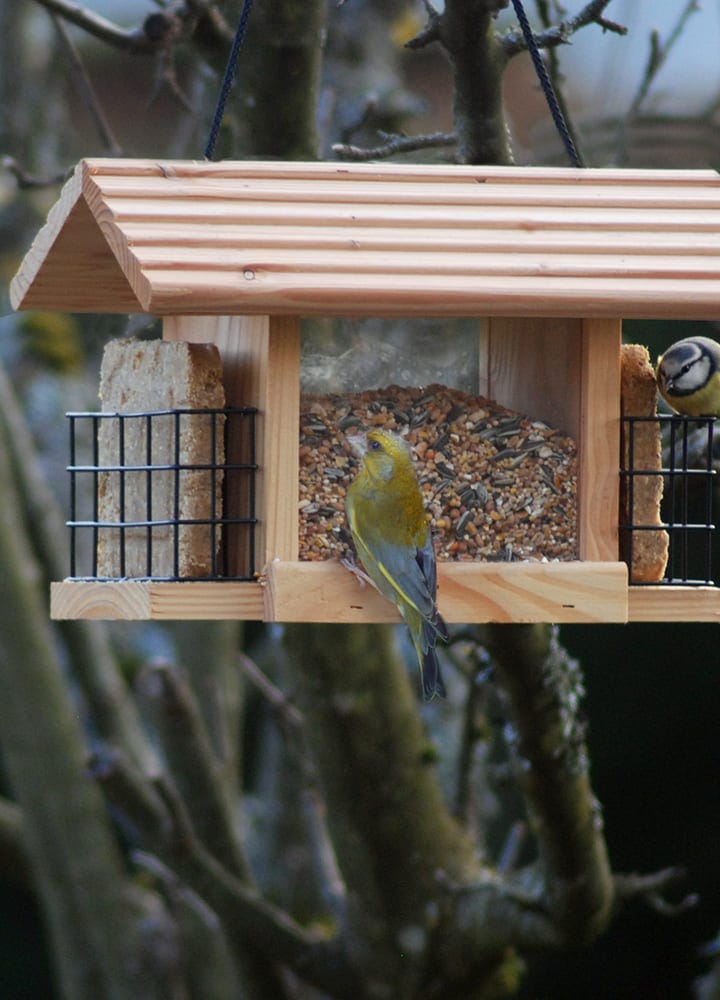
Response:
[420,643,446,701]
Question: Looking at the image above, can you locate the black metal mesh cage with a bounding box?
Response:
[66,407,257,581]
[620,415,717,586]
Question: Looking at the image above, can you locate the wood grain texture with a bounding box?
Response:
[10,185,141,313]
[480,317,581,437]
[266,560,628,624]
[53,576,720,623]
[12,159,720,318]
[578,319,622,561]
[148,582,265,620]
[50,581,264,620]
[51,581,151,620]
[628,586,720,622]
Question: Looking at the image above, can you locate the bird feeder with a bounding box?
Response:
[10,158,720,624]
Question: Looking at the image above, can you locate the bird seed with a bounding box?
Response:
[299,384,577,563]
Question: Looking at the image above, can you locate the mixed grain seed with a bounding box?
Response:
[299,384,577,563]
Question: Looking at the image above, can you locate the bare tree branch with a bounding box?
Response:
[29,0,234,55]
[136,661,251,881]
[1,155,69,188]
[614,867,698,917]
[479,624,614,945]
[0,797,30,887]
[338,0,628,164]
[501,0,627,57]
[29,0,157,53]
[333,130,457,161]
[150,777,361,999]
[51,13,122,155]
[238,653,348,926]
[405,0,443,49]
[614,0,700,164]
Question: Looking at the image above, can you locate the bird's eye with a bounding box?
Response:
[369,439,381,451]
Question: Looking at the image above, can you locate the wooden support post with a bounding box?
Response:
[578,318,622,561]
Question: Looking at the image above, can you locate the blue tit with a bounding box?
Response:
[656,336,720,417]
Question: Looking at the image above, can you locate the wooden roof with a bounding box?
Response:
[10,158,720,318]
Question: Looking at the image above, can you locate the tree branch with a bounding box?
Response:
[502,0,627,57]
[51,12,122,154]
[0,399,158,997]
[93,745,351,995]
[440,0,513,163]
[333,130,457,161]
[0,797,31,887]
[1,156,69,188]
[284,622,484,987]
[136,661,251,881]
[29,0,157,53]
[478,624,614,945]
[614,866,697,917]
[238,653,348,926]
[615,0,700,164]
[150,778,361,999]
[0,362,155,773]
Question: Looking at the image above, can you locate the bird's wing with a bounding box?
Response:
[346,488,438,621]
[415,535,449,641]
[360,529,436,620]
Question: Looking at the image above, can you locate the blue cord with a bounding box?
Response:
[510,0,583,167]
[204,0,255,161]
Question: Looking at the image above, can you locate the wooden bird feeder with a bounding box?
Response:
[10,158,720,624]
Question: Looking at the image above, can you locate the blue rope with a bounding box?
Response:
[204,0,255,161]
[510,0,583,168]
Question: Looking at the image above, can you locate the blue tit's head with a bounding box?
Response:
[656,336,720,416]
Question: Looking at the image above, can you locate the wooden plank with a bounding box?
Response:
[61,570,720,623]
[96,198,720,232]
[263,317,301,562]
[121,222,720,255]
[82,157,720,185]
[50,581,265,620]
[146,272,720,319]
[94,176,720,209]
[149,582,264,620]
[135,246,720,280]
[265,560,628,624]
[264,560,400,623]
[628,586,720,622]
[481,317,581,437]
[51,581,151,620]
[578,319,622,561]
[10,165,82,308]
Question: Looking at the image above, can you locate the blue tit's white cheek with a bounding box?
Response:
[677,355,711,394]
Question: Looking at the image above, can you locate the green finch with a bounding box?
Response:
[345,428,448,700]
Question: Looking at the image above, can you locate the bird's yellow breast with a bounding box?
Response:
[347,469,427,549]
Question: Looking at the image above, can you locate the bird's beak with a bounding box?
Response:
[345,433,367,458]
